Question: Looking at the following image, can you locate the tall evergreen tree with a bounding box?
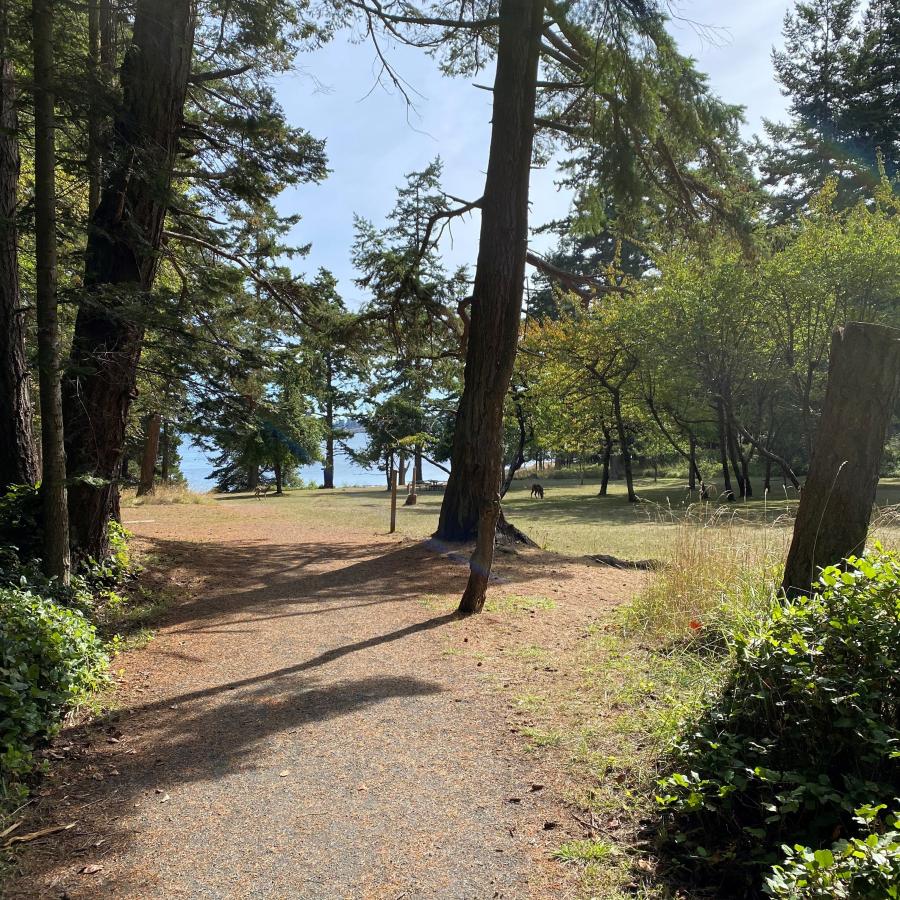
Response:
[32,0,71,582]
[0,0,37,491]
[845,0,900,180]
[758,0,896,215]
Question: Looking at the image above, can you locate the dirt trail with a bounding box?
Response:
[4,499,643,899]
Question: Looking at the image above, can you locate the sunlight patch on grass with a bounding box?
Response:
[417,593,455,611]
[121,484,211,506]
[554,838,615,864]
[519,725,564,750]
[485,593,556,613]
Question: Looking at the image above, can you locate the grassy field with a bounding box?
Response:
[207,475,900,562]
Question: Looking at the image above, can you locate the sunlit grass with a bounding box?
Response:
[121,483,212,506]
[217,475,900,561]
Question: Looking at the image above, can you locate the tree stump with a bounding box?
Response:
[782,322,900,596]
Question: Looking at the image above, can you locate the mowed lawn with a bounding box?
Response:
[212,476,900,562]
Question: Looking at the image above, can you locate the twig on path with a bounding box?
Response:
[0,819,23,841]
[3,822,75,847]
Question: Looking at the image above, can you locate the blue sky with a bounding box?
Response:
[274,0,793,305]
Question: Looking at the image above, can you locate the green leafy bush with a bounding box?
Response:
[0,587,109,793]
[765,805,900,898]
[78,520,133,592]
[657,548,900,895]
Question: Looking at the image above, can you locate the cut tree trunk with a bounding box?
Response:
[32,0,70,583]
[136,412,161,496]
[0,7,38,492]
[63,0,196,558]
[437,0,544,614]
[783,323,900,596]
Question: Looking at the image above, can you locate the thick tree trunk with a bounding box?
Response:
[160,419,171,483]
[136,412,161,496]
[613,390,637,503]
[322,394,334,489]
[273,460,283,495]
[783,323,900,596]
[436,0,543,560]
[32,0,70,583]
[247,464,259,491]
[398,451,407,486]
[63,0,196,558]
[0,7,38,492]
[414,444,424,484]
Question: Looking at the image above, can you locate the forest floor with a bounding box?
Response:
[2,495,647,899]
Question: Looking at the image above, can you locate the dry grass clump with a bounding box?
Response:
[120,484,211,507]
[622,504,791,647]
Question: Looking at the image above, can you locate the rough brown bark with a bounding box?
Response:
[160,419,171,483]
[436,0,544,554]
[414,444,424,485]
[136,412,161,496]
[783,323,900,596]
[32,0,70,583]
[273,460,283,495]
[0,3,38,492]
[63,0,196,558]
[322,390,334,489]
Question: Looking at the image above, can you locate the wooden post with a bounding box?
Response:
[389,471,398,533]
[783,322,900,596]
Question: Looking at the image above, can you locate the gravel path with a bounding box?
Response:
[4,501,642,899]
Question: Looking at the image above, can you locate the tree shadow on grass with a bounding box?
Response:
[129,534,577,635]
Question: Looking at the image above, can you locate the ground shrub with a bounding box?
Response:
[765,804,900,898]
[0,586,109,796]
[656,547,900,896]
